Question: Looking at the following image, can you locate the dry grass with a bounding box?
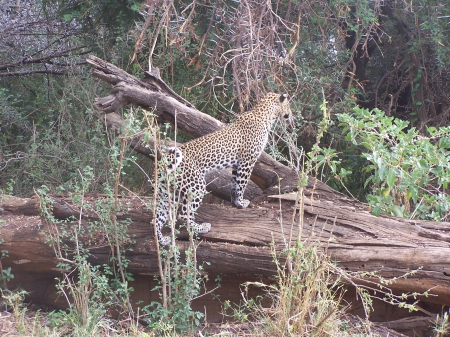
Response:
[0,308,55,337]
[0,308,155,337]
[0,310,411,337]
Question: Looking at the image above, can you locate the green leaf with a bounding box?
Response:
[340,168,352,177]
[378,164,386,181]
[372,206,381,217]
[372,206,381,216]
[386,170,396,189]
[439,137,450,149]
[408,185,419,203]
[390,205,404,218]
[418,159,429,170]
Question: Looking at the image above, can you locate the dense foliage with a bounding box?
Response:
[340,107,450,220]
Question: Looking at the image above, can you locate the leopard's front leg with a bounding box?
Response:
[231,158,256,209]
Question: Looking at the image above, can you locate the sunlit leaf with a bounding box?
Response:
[390,205,404,218]
[386,170,396,189]
[439,137,450,149]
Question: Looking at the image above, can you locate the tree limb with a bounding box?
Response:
[0,46,89,71]
[0,69,72,77]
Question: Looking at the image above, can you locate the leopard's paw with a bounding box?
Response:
[193,222,211,234]
[238,199,250,209]
[159,236,171,246]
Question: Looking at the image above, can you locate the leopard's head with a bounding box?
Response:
[251,92,293,124]
[277,93,292,121]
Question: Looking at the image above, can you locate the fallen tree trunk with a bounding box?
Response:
[1,192,449,337]
[2,194,450,305]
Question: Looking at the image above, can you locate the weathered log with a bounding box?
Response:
[2,194,450,306]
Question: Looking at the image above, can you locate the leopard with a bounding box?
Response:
[155,92,292,246]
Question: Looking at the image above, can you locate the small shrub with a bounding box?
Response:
[339,107,450,220]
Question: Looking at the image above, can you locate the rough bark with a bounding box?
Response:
[2,193,450,307]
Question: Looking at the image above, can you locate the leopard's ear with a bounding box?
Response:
[279,93,288,103]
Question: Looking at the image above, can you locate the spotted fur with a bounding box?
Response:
[155,93,292,245]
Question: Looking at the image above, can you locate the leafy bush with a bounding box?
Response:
[36,164,135,334]
[339,107,450,220]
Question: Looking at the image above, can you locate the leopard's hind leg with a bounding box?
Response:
[155,148,182,246]
[155,192,172,246]
[177,173,211,235]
